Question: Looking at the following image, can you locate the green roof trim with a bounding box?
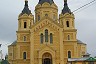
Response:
[94,57,96,60]
[86,57,96,61]
[1,60,9,64]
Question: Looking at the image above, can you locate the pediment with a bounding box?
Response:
[31,16,63,32]
[40,44,56,52]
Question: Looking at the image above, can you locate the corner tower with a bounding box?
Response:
[59,0,77,44]
[35,0,58,22]
[12,1,34,64]
[59,1,78,63]
[59,0,75,29]
[17,0,34,50]
[18,0,34,31]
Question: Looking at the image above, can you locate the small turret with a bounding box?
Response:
[18,0,34,31]
[59,0,75,29]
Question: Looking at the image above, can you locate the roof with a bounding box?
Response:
[20,0,31,15]
[94,57,96,60]
[62,0,71,14]
[87,57,96,61]
[68,57,89,62]
[83,53,91,56]
[77,40,86,45]
[10,40,17,46]
[38,0,54,5]
[1,60,9,64]
[68,57,96,62]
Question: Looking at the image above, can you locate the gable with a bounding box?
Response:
[31,16,63,32]
[39,44,56,52]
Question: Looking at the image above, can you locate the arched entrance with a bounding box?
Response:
[42,53,52,64]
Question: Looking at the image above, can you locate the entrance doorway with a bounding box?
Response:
[42,53,52,64]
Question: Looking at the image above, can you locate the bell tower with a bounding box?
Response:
[59,0,77,41]
[59,1,78,62]
[18,0,34,31]
[59,0,75,29]
[17,0,34,43]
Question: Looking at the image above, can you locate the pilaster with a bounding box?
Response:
[59,28,64,64]
[30,30,34,64]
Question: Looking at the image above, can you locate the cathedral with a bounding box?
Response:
[8,0,88,64]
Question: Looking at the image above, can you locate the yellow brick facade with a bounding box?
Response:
[8,0,87,64]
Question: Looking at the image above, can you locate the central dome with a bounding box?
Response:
[38,0,54,5]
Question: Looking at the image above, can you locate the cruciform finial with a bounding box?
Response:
[64,0,67,3]
[25,0,28,1]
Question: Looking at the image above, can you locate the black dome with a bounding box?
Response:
[38,0,54,5]
[21,0,31,15]
[62,0,71,14]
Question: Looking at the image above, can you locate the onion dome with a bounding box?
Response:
[21,0,31,15]
[38,0,54,5]
[62,0,71,14]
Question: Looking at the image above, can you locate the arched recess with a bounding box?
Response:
[39,47,55,64]
[42,53,52,64]
[45,29,48,42]
[68,51,71,58]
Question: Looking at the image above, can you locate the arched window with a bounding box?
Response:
[68,35,70,40]
[40,33,43,44]
[38,15,40,21]
[66,21,69,27]
[72,21,74,27]
[45,29,48,42]
[30,22,31,27]
[53,14,56,20]
[61,20,63,25]
[68,51,71,58]
[24,36,26,41]
[23,52,26,59]
[24,22,27,28]
[45,14,48,16]
[50,33,53,44]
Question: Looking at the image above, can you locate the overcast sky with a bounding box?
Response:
[0,0,96,58]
